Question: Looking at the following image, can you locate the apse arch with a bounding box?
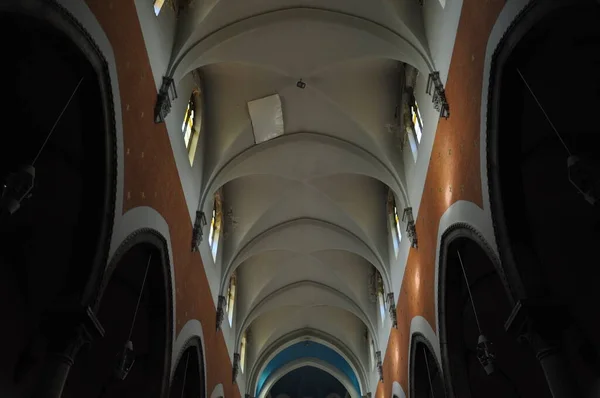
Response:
[248,328,368,398]
[220,217,391,302]
[260,362,359,398]
[169,8,435,82]
[200,132,409,223]
[236,280,378,351]
[255,343,361,398]
[260,361,358,398]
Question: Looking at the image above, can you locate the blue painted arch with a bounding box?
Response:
[256,342,360,396]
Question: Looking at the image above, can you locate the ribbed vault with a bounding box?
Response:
[173,0,436,393]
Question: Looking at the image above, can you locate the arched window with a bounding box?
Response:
[368,332,376,371]
[404,83,423,162]
[240,332,247,373]
[181,89,203,166]
[411,99,423,144]
[182,94,195,148]
[208,190,222,261]
[388,190,402,257]
[226,273,237,327]
[377,272,386,322]
[153,0,165,16]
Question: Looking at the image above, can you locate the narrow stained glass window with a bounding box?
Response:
[153,0,165,16]
[181,97,195,149]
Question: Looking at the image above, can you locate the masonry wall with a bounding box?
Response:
[83,1,240,397]
[377,0,505,395]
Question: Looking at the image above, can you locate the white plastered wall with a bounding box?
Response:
[134,0,178,91]
[135,0,205,223]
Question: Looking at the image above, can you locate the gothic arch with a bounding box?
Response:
[170,336,206,398]
[0,0,117,311]
[0,1,117,395]
[437,224,550,397]
[201,132,409,221]
[409,333,445,398]
[220,217,392,303]
[65,229,174,398]
[257,359,360,398]
[237,281,379,354]
[169,7,435,83]
[486,1,600,395]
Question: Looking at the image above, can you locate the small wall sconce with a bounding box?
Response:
[191,211,207,252]
[402,207,418,248]
[426,71,450,119]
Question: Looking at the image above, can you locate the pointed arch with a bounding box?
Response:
[220,218,392,302]
[236,281,379,352]
[169,8,435,83]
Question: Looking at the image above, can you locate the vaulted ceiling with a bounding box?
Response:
[166,0,439,395]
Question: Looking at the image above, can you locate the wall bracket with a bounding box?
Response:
[216,295,226,331]
[191,211,207,252]
[232,353,240,383]
[387,293,398,329]
[426,72,450,119]
[376,351,384,382]
[154,76,177,124]
[403,207,418,249]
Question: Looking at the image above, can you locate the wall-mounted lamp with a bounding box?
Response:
[216,295,226,331]
[232,353,241,383]
[376,351,384,382]
[402,207,418,248]
[191,211,207,252]
[387,293,398,328]
[426,72,449,119]
[296,79,306,89]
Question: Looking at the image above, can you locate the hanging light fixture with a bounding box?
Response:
[457,250,496,375]
[114,340,136,381]
[1,77,83,219]
[115,254,152,381]
[423,346,435,397]
[0,165,35,217]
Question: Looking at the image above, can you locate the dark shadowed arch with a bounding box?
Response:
[438,224,550,398]
[487,0,600,394]
[0,0,116,396]
[409,334,445,398]
[63,229,173,398]
[170,337,206,398]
